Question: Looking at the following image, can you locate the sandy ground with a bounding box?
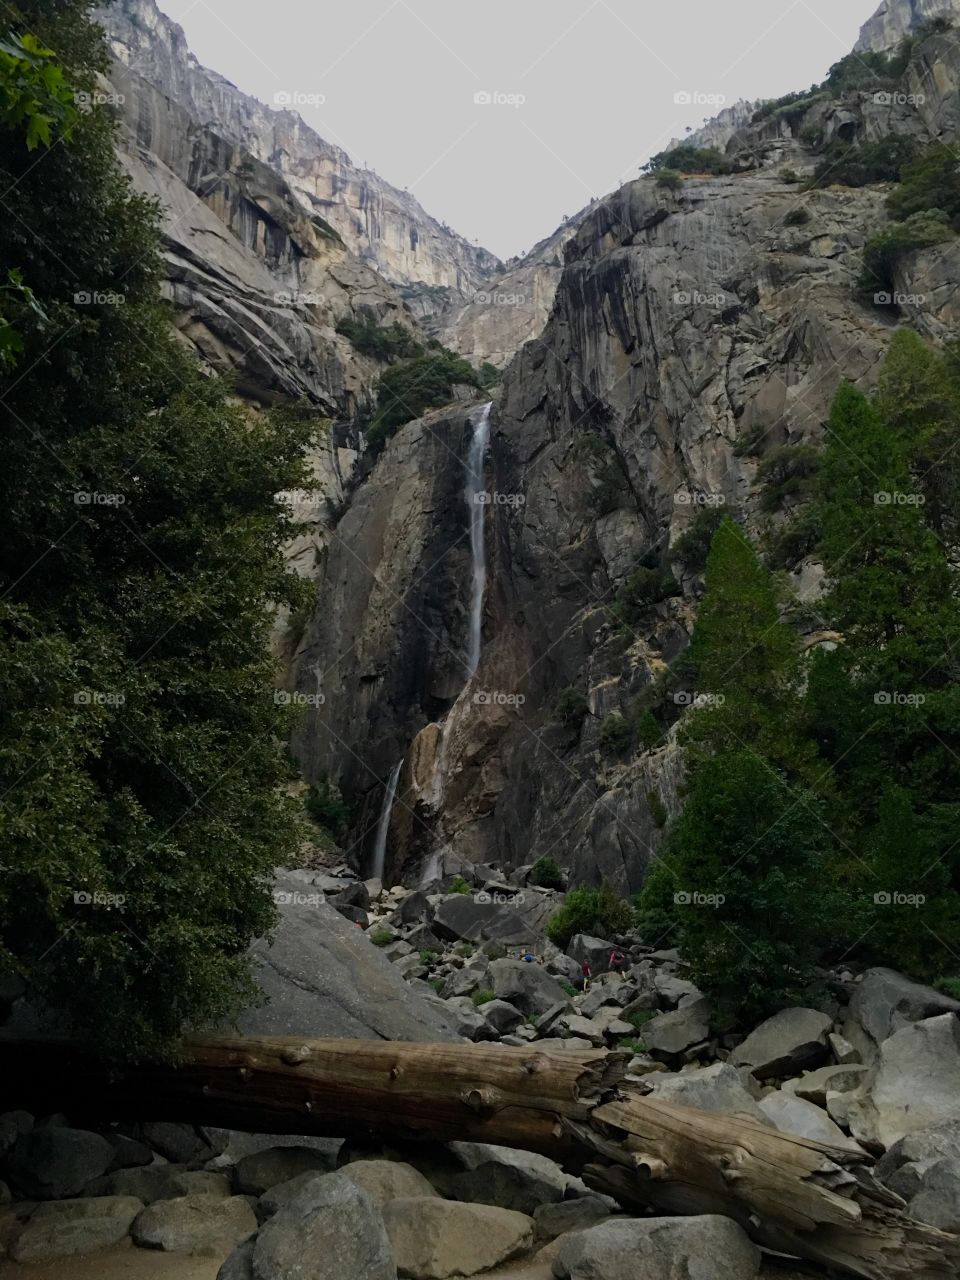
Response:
[0,1242,226,1280]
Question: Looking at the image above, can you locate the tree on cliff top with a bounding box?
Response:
[0,0,313,1060]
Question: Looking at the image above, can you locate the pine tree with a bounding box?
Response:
[0,1,314,1059]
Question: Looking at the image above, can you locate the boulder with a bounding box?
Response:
[877,1119,960,1191]
[786,1063,870,1107]
[10,1195,142,1261]
[451,1154,565,1215]
[566,935,614,973]
[643,997,711,1060]
[533,1196,610,1242]
[382,1196,533,1279]
[86,1166,230,1203]
[139,1121,212,1165]
[730,1008,832,1079]
[849,968,960,1047]
[560,1014,606,1046]
[482,999,524,1035]
[445,996,496,1041]
[132,1193,257,1254]
[647,1063,766,1121]
[653,974,702,1006]
[440,961,491,1000]
[339,1159,440,1208]
[828,1032,860,1065]
[845,1013,960,1148]
[432,895,529,946]
[397,890,434,926]
[3,1127,115,1199]
[907,1157,960,1232]
[489,958,571,1017]
[233,1145,336,1196]
[217,1240,255,1280]
[253,1172,396,1280]
[0,1111,32,1157]
[204,1130,341,1166]
[758,1092,862,1150]
[553,1215,760,1280]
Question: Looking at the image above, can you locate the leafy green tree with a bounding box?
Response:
[0,0,313,1060]
[366,347,482,449]
[887,144,960,228]
[859,211,955,302]
[545,884,634,947]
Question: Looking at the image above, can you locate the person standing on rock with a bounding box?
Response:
[580,961,592,990]
[609,948,626,974]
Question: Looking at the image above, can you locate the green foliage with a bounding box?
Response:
[637,710,664,752]
[545,883,635,947]
[471,988,496,1006]
[670,507,727,573]
[859,211,955,302]
[733,420,770,458]
[559,979,577,997]
[419,949,438,964]
[576,438,629,514]
[599,713,633,757]
[647,789,668,828]
[822,47,907,93]
[808,136,919,191]
[449,875,471,895]
[335,316,422,361]
[936,977,960,1000]
[613,556,680,625]
[0,30,77,150]
[370,930,395,947]
[618,1037,647,1054]
[478,361,501,388]
[0,1,313,1062]
[646,146,732,175]
[779,168,801,184]
[304,775,349,839]
[756,444,820,512]
[456,940,477,956]
[626,1009,654,1029]
[530,856,564,890]
[765,507,822,569]
[784,206,811,227]
[366,347,482,450]
[887,144,960,228]
[655,168,683,191]
[551,685,589,728]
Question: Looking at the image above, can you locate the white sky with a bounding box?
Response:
[157,0,884,260]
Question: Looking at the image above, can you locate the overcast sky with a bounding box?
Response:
[158,0,883,260]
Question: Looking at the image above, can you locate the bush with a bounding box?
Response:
[637,709,664,751]
[545,884,635,947]
[366,347,482,451]
[756,444,820,512]
[370,930,394,946]
[613,561,680,625]
[419,949,438,964]
[471,988,496,1006]
[599,713,633,756]
[670,507,727,573]
[655,168,683,191]
[858,210,956,302]
[936,976,960,1000]
[335,317,422,362]
[530,856,564,889]
[784,206,811,226]
[551,686,589,728]
[449,875,471,895]
[647,789,668,827]
[647,146,732,175]
[808,136,919,191]
[766,508,822,569]
[779,168,801,184]
[887,144,960,228]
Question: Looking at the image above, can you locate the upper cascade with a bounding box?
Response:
[97,0,501,308]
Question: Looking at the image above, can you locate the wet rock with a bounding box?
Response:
[10,1195,143,1261]
[730,1008,832,1079]
[382,1197,532,1279]
[132,1193,257,1254]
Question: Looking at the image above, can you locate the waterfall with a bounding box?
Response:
[370,760,402,882]
[465,401,492,679]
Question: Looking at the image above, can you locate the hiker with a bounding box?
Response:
[580,960,592,991]
[608,948,627,974]
[522,948,535,963]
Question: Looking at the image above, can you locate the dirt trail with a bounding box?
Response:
[0,1243,224,1280]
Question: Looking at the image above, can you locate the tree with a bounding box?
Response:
[0,1,313,1060]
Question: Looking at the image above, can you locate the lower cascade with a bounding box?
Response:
[369,759,403,882]
[464,400,492,679]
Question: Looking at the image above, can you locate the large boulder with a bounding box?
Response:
[10,1196,142,1261]
[907,1158,960,1232]
[786,1063,870,1107]
[450,1149,565,1215]
[533,1196,610,1242]
[86,1165,230,1203]
[647,1063,765,1121]
[339,1159,440,1208]
[432,895,530,946]
[489,958,572,1017]
[730,1008,832,1079]
[849,968,960,1047]
[382,1197,533,1279]
[566,935,615,973]
[132,1193,258,1254]
[2,1127,115,1199]
[241,873,457,1040]
[253,1171,395,1280]
[643,997,711,1060]
[758,1092,862,1150]
[877,1119,960,1196]
[553,1215,760,1280]
[844,1014,960,1149]
[233,1145,336,1196]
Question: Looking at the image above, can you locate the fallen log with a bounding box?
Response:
[1,1035,957,1280]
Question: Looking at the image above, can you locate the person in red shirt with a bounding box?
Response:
[580,961,592,991]
[609,949,626,974]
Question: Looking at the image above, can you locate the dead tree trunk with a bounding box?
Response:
[1,1035,957,1280]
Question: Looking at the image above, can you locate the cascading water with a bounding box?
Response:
[464,401,492,679]
[370,759,402,882]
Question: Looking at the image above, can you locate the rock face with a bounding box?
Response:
[99,0,499,303]
[855,0,960,52]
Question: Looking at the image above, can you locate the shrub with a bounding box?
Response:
[647,146,732,175]
[647,789,668,827]
[626,1009,654,1029]
[305,774,349,837]
[637,710,664,751]
[733,421,770,458]
[471,988,496,1006]
[618,1037,647,1054]
[559,979,577,997]
[449,875,471,895]
[370,929,394,946]
[599,713,633,756]
[756,444,820,512]
[530,856,564,889]
[784,206,811,226]
[335,317,422,361]
[614,560,680,625]
[545,883,635,947]
[551,686,589,728]
[887,144,960,228]
[936,976,960,1000]
[766,508,822,569]
[670,507,727,573]
[655,168,683,191]
[858,210,956,302]
[367,347,482,450]
[419,949,438,964]
[779,168,801,184]
[808,136,919,191]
